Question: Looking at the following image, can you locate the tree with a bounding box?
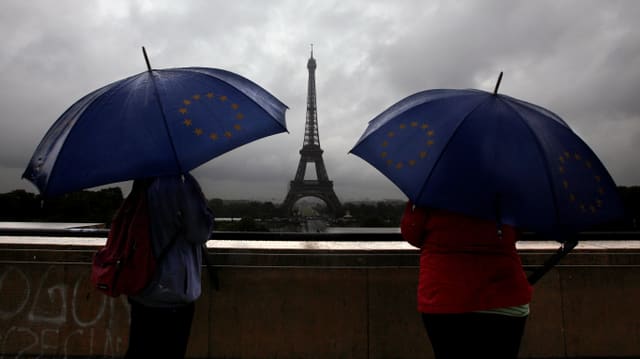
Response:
[0,190,41,220]
[0,188,123,225]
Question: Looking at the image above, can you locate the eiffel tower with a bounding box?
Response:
[282,47,342,217]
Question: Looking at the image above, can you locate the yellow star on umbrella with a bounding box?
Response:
[380,121,435,170]
[177,91,249,141]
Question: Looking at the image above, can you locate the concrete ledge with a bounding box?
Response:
[0,232,639,358]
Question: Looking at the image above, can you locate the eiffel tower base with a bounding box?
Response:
[281,181,343,217]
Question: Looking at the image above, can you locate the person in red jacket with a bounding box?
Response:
[400,202,532,359]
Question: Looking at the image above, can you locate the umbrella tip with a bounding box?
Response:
[142,46,152,72]
[493,71,503,95]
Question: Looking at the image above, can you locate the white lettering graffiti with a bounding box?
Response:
[0,265,129,358]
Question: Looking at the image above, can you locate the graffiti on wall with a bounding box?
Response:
[0,264,130,357]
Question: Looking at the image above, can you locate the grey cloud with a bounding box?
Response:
[1,0,639,202]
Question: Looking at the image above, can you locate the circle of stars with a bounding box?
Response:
[177,92,245,141]
[558,151,606,214]
[380,121,435,169]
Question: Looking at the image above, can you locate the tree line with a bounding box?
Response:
[1,187,639,231]
[0,189,406,229]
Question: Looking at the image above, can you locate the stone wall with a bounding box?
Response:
[0,236,638,358]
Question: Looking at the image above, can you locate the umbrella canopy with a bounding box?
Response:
[350,86,623,234]
[23,64,288,197]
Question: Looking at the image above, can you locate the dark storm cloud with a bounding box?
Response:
[1,0,639,201]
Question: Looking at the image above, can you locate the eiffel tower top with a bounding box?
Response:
[308,43,316,70]
[303,44,321,148]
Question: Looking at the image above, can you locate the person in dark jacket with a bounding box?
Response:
[125,173,214,359]
[400,202,532,359]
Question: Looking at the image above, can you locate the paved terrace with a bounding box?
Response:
[0,228,639,358]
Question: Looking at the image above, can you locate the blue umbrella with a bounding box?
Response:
[23,48,288,197]
[350,75,623,235]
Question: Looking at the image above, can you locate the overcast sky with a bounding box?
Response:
[1,0,639,203]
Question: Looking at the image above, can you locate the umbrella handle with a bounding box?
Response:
[527,239,578,285]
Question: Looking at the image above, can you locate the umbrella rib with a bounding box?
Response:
[499,96,562,231]
[413,95,490,204]
[147,70,184,174]
[37,73,145,196]
[501,93,570,128]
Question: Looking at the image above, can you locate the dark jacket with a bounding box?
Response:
[132,173,214,307]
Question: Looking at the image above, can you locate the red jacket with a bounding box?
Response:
[401,203,532,314]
